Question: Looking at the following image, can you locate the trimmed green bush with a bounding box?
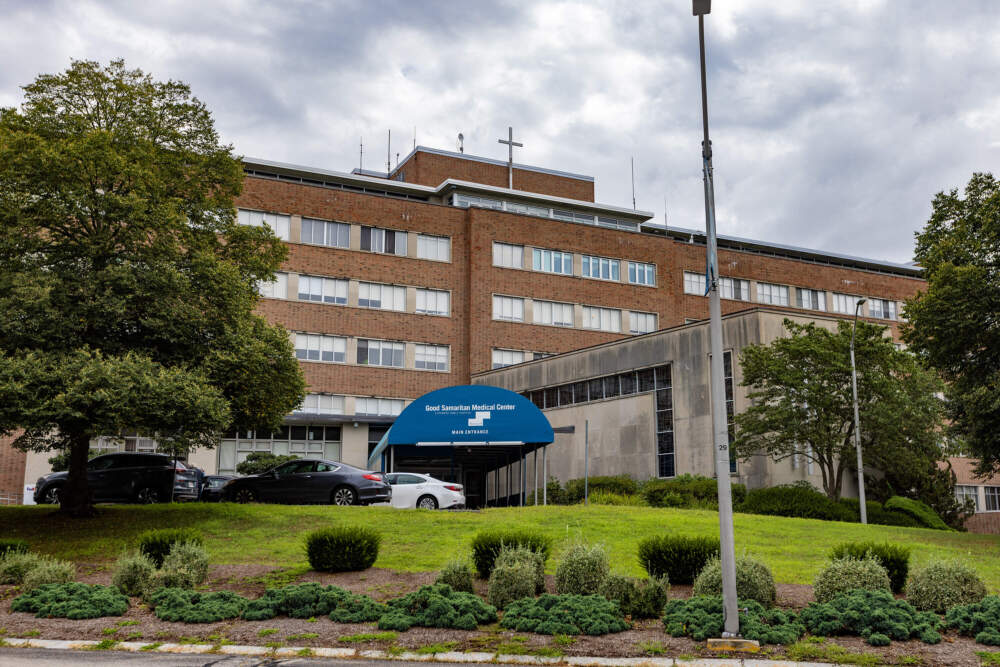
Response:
[22,558,75,592]
[112,551,156,597]
[637,534,719,585]
[496,545,545,594]
[587,491,646,506]
[435,559,474,594]
[739,484,854,522]
[137,528,203,568]
[813,557,891,603]
[0,539,29,557]
[555,543,609,595]
[0,551,45,584]
[470,529,551,579]
[11,583,128,619]
[838,498,922,528]
[564,475,637,504]
[161,541,209,586]
[501,594,630,635]
[799,589,942,645]
[642,474,746,509]
[884,496,949,531]
[905,560,987,613]
[692,555,776,607]
[662,596,803,645]
[598,574,668,619]
[242,583,384,622]
[379,583,496,631]
[830,542,910,594]
[150,588,248,622]
[305,526,381,572]
[945,594,1000,645]
[486,559,535,610]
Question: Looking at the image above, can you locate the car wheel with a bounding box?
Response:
[417,495,439,510]
[135,487,161,504]
[332,486,357,506]
[233,487,257,504]
[41,485,62,505]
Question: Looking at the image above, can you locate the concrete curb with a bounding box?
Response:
[0,637,836,666]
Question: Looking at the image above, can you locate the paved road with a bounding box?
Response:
[0,648,462,667]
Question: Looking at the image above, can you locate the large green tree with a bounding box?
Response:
[903,172,1000,476]
[732,319,944,501]
[0,60,305,516]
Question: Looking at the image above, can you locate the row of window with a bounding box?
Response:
[451,193,641,232]
[259,273,451,317]
[491,348,550,369]
[492,294,657,335]
[294,393,406,417]
[494,242,656,287]
[955,484,1000,512]
[293,333,449,372]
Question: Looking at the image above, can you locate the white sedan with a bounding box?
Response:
[383,472,465,510]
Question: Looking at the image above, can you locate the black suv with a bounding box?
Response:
[34,453,201,505]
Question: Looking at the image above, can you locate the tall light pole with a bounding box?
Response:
[850,298,868,524]
[693,0,739,638]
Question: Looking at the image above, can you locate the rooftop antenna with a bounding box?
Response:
[413,126,416,151]
[396,152,400,168]
[387,129,391,175]
[458,132,464,153]
[359,137,363,172]
[630,156,637,210]
[664,194,668,227]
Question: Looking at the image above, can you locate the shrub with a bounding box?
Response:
[564,475,637,504]
[137,528,203,568]
[242,583,384,622]
[587,491,646,506]
[0,539,29,557]
[662,596,803,645]
[642,475,746,509]
[739,484,854,522]
[884,496,950,531]
[21,558,75,592]
[555,543,609,595]
[905,560,987,613]
[379,583,496,631]
[692,555,776,607]
[236,451,298,475]
[637,534,719,585]
[11,583,128,619]
[112,551,156,597]
[150,588,248,622]
[496,545,545,594]
[501,594,630,635]
[598,574,668,619]
[838,498,922,528]
[813,557,891,603]
[526,477,568,505]
[305,526,381,572]
[435,560,474,594]
[470,529,551,579]
[830,542,910,594]
[945,594,1000,645]
[0,551,45,584]
[799,589,942,645]
[161,541,209,586]
[487,559,536,610]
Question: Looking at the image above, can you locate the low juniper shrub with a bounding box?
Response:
[21,557,75,592]
[813,557,891,603]
[435,559,475,594]
[470,529,551,579]
[799,589,942,646]
[305,526,381,572]
[112,551,156,597]
[637,534,719,585]
[662,596,803,645]
[883,496,950,531]
[692,555,776,607]
[11,583,128,619]
[830,542,910,594]
[501,594,630,635]
[242,583,384,622]
[905,560,987,613]
[486,558,536,610]
[137,529,203,568]
[149,588,248,623]
[379,583,496,631]
[598,574,669,619]
[0,539,29,557]
[555,543,609,595]
[944,594,1000,645]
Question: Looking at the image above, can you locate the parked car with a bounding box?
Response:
[384,472,465,510]
[199,474,236,502]
[221,458,391,506]
[34,453,201,505]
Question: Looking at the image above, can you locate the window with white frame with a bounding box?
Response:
[986,486,1000,512]
[719,277,750,301]
[356,339,404,367]
[797,288,826,311]
[582,306,621,332]
[629,311,657,335]
[258,272,288,299]
[553,209,596,225]
[869,298,897,320]
[294,333,346,363]
[415,288,449,316]
[955,485,980,512]
[453,193,504,210]
[832,293,865,314]
[684,271,705,295]
[238,209,290,241]
[300,217,350,248]
[360,226,407,255]
[492,349,528,369]
[533,300,573,327]
[757,282,790,306]
[493,242,524,269]
[532,248,573,275]
[298,275,348,305]
[505,201,550,217]
[417,234,450,261]
[358,282,405,311]
[627,261,656,286]
[581,255,620,281]
[355,397,404,416]
[414,344,449,371]
[493,295,524,322]
[296,394,345,415]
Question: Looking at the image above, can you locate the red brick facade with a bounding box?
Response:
[0,434,26,504]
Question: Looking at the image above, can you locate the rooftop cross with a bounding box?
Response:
[497,126,523,189]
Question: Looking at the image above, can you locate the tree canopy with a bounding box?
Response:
[903,172,1000,476]
[732,319,944,501]
[0,59,305,515]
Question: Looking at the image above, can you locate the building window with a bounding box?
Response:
[757,282,790,306]
[533,300,574,327]
[955,485,980,512]
[492,348,528,369]
[832,293,865,314]
[298,275,348,304]
[493,295,525,322]
[582,306,621,332]
[294,333,346,363]
[357,339,404,368]
[986,486,1000,512]
[724,350,737,474]
[417,234,450,262]
[797,288,826,311]
[532,248,573,275]
[630,311,658,335]
[553,209,596,225]
[360,226,407,255]
[581,255,620,281]
[654,365,674,478]
[415,288,449,316]
[358,282,405,311]
[258,272,288,299]
[869,298,897,320]
[627,261,656,286]
[453,193,504,210]
[356,398,404,417]
[720,277,750,301]
[414,344,449,371]
[301,217,350,248]
[506,201,550,217]
[493,242,524,269]
[684,271,705,295]
[296,394,345,415]
[238,209,290,241]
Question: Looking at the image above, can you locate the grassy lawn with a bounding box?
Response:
[2,503,998,589]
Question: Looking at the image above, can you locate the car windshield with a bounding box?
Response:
[87,456,118,471]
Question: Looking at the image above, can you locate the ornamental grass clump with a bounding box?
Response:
[692,555,776,607]
[378,583,496,631]
[598,574,669,619]
[21,558,75,592]
[305,526,381,572]
[242,583,384,622]
[637,534,719,585]
[501,594,630,636]
[945,595,1000,645]
[799,589,942,646]
[662,597,803,645]
[830,542,910,594]
[555,543,609,595]
[11,583,128,619]
[0,539,29,557]
[137,528,203,568]
[435,559,474,594]
[112,551,156,597]
[813,557,891,603]
[905,560,987,613]
[470,529,551,579]
[0,551,45,584]
[149,588,248,623]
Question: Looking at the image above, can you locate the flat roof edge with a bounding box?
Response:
[391,145,595,182]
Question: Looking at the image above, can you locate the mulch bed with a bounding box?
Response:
[0,564,989,666]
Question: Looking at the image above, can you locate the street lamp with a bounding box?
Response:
[850,298,868,524]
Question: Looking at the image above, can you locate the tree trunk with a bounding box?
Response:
[59,431,96,517]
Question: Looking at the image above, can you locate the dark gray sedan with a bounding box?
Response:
[221,458,391,506]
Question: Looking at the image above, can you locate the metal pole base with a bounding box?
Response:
[707,637,760,653]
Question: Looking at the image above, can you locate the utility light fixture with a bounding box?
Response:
[693,0,711,16]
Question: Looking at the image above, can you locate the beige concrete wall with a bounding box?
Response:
[340,422,370,468]
[187,448,218,475]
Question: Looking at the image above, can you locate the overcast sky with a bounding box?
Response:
[3,0,998,263]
